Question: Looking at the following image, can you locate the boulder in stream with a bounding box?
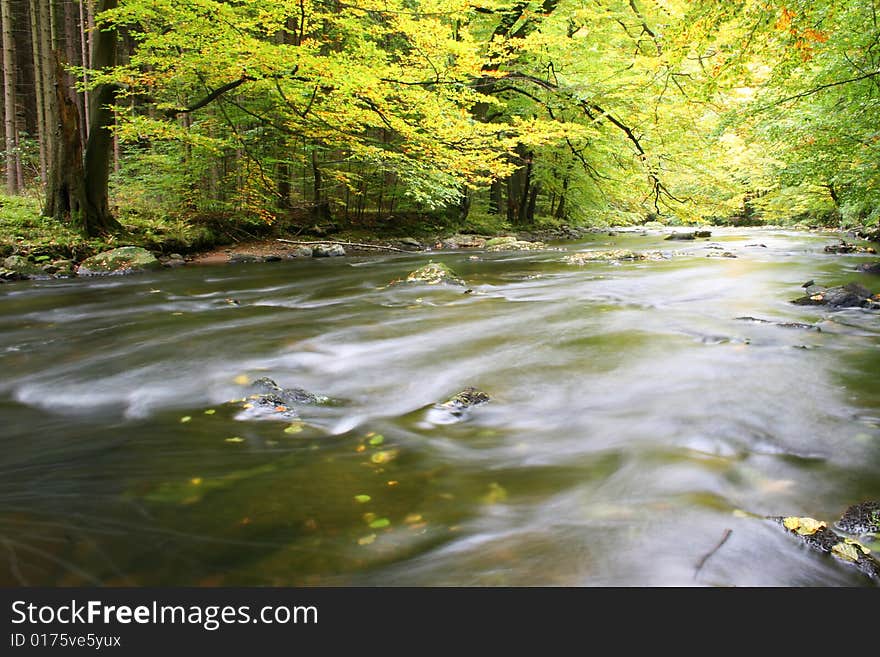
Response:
[858,261,880,274]
[791,282,879,309]
[230,377,330,421]
[440,234,487,249]
[665,231,697,241]
[824,240,876,254]
[403,261,466,286]
[485,236,545,251]
[76,247,162,276]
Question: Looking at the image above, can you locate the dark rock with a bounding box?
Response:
[694,230,712,238]
[824,240,876,254]
[665,232,696,241]
[312,244,345,257]
[835,501,880,536]
[426,387,491,424]
[264,255,282,262]
[251,377,329,405]
[161,254,186,268]
[792,282,876,308]
[76,247,161,276]
[858,262,880,274]
[775,515,880,582]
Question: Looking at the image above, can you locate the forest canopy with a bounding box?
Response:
[1,0,879,239]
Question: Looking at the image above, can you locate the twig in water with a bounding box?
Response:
[694,528,732,580]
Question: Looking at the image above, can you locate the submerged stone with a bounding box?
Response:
[858,261,880,274]
[665,232,697,241]
[76,247,161,276]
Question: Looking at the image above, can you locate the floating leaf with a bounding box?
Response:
[358,534,377,545]
[354,494,371,504]
[363,512,377,524]
[481,482,508,505]
[368,434,385,446]
[180,416,192,423]
[387,480,399,487]
[233,375,250,385]
[404,513,423,524]
[371,449,399,464]
[783,516,826,535]
[204,409,216,415]
[369,517,391,529]
[190,477,202,486]
[225,437,244,443]
[283,422,305,434]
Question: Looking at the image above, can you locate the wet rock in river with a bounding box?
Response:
[231,377,330,420]
[403,261,466,286]
[396,237,423,250]
[775,514,880,582]
[76,246,162,276]
[694,230,712,238]
[426,387,491,424]
[834,501,880,536]
[251,377,329,405]
[791,282,878,309]
[824,240,876,254]
[858,261,880,274]
[665,231,697,241]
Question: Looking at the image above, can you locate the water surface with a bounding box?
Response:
[1,228,878,586]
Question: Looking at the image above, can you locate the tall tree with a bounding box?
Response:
[1,0,17,193]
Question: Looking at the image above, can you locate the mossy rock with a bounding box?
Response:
[2,255,46,279]
[404,261,465,286]
[76,246,161,276]
[484,236,545,251]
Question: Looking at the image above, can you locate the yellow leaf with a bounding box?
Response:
[358,534,377,545]
[234,375,250,385]
[225,437,244,443]
[783,516,826,535]
[831,542,861,562]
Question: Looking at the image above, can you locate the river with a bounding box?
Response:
[1,227,878,586]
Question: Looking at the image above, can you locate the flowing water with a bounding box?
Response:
[1,228,879,586]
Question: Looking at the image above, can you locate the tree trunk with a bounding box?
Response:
[554,176,569,220]
[80,0,121,235]
[1,0,17,193]
[310,149,330,221]
[45,55,84,221]
[28,0,47,183]
[488,178,503,215]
